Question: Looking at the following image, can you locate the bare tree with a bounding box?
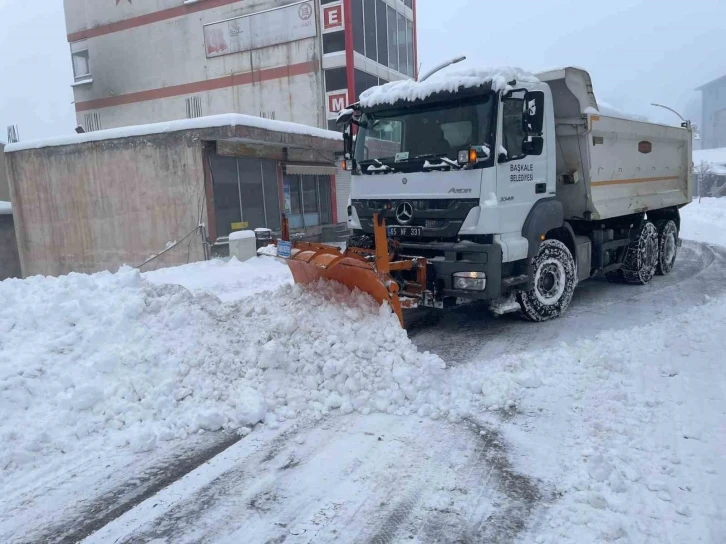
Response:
[693,160,713,202]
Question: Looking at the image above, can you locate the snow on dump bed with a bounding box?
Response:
[0,266,490,475]
[359,67,539,108]
[4,113,342,152]
[584,101,652,123]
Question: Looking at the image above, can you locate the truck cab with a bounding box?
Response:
[339,67,692,321]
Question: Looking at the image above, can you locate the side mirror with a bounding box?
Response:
[336,108,354,127]
[522,136,544,156]
[523,91,545,134]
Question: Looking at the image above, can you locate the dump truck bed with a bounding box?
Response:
[538,67,693,221]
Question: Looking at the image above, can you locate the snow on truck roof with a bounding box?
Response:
[4,114,342,153]
[358,67,540,108]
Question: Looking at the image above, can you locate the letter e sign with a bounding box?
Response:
[321,2,345,33]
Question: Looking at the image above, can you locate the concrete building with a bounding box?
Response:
[0,142,21,280]
[697,75,726,150]
[4,115,344,277]
[63,0,417,133]
[0,142,9,202]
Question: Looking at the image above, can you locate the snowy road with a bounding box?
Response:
[83,416,545,544]
[2,201,725,543]
[412,240,726,363]
[101,241,725,542]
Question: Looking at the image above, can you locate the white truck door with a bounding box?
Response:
[495,91,550,259]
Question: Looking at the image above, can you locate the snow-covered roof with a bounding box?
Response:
[358,67,539,108]
[0,201,11,215]
[4,114,342,153]
[695,74,726,91]
[694,147,726,176]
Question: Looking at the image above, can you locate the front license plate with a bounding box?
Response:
[388,226,423,237]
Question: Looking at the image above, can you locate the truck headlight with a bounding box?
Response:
[453,272,487,291]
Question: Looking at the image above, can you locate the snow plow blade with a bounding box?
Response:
[278,214,427,327]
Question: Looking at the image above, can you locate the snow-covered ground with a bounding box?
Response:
[143,255,292,302]
[1,199,726,543]
[681,197,726,247]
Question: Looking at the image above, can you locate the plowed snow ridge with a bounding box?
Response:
[0,267,486,475]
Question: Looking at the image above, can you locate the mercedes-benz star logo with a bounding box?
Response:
[395,201,414,225]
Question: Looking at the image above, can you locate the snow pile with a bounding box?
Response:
[456,297,726,542]
[0,201,11,215]
[0,266,475,475]
[680,198,726,247]
[143,256,291,302]
[359,67,539,108]
[693,147,726,175]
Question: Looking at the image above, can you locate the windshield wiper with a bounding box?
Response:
[416,154,462,170]
[360,158,398,173]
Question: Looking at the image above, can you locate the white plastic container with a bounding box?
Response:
[229,230,257,262]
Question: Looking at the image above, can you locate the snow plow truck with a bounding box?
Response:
[277,66,693,326]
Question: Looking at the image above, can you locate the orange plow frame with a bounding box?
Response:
[277,214,426,326]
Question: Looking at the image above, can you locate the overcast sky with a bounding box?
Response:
[0,0,724,141]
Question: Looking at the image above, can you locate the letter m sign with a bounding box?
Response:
[327,91,349,120]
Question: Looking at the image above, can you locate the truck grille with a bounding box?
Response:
[359,199,461,211]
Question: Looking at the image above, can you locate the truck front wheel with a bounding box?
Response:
[621,221,659,285]
[655,219,678,275]
[517,239,576,322]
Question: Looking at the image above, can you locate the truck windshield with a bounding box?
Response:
[354,94,495,168]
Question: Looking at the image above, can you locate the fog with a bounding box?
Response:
[0,0,724,140]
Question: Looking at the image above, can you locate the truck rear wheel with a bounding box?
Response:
[517,239,576,322]
[621,221,659,285]
[655,219,678,275]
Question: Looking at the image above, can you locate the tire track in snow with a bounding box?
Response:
[102,424,307,544]
[29,432,242,544]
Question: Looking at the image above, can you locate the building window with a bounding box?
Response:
[209,156,281,238]
[403,0,413,8]
[406,19,415,77]
[376,0,388,66]
[350,0,413,78]
[397,12,408,77]
[387,5,398,72]
[323,31,345,53]
[185,96,203,118]
[70,40,91,81]
[363,0,377,61]
[355,69,379,99]
[283,175,332,229]
[325,67,348,92]
[352,0,364,54]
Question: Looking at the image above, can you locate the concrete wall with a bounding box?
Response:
[0,214,21,280]
[5,132,208,277]
[0,143,9,202]
[701,79,726,150]
[65,0,325,131]
[5,123,343,278]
